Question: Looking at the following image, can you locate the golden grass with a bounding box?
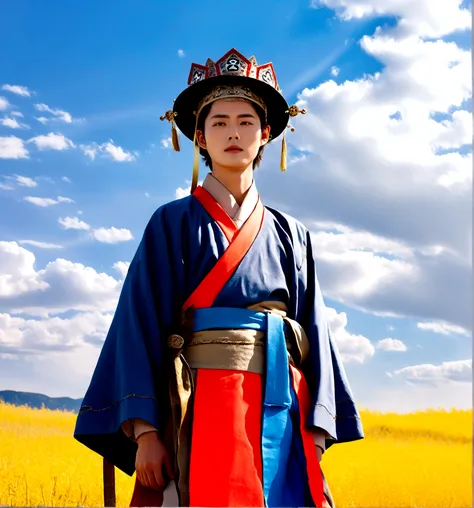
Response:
[0,401,471,507]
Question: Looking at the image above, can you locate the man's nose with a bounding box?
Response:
[228,131,240,140]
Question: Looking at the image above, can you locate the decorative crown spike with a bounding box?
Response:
[188,63,208,86]
[257,63,278,90]
[215,48,252,77]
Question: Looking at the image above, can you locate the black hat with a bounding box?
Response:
[160,48,307,191]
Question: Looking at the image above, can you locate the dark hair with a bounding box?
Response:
[196,100,267,170]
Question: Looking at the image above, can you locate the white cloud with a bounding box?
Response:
[80,140,135,162]
[24,197,58,207]
[11,112,24,118]
[330,66,340,76]
[178,49,185,57]
[0,136,28,159]
[326,307,375,363]
[35,117,49,125]
[0,242,48,297]
[0,243,127,396]
[310,0,471,38]
[0,311,113,355]
[18,240,62,250]
[24,196,74,207]
[391,359,472,385]
[2,84,33,97]
[161,137,172,149]
[28,133,75,151]
[101,141,135,162]
[309,226,416,303]
[0,117,29,129]
[62,176,71,183]
[113,261,130,279]
[310,223,414,257]
[0,97,10,111]
[417,321,470,337]
[33,103,73,123]
[58,216,90,230]
[15,175,37,188]
[376,338,407,352]
[175,179,203,199]
[80,144,98,160]
[90,227,133,244]
[288,153,308,166]
[432,110,472,150]
[175,186,190,199]
[305,225,470,331]
[0,183,14,190]
[1,118,18,128]
[0,242,122,317]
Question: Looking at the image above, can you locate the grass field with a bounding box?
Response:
[0,401,471,507]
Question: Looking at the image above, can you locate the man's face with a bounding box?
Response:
[197,99,270,173]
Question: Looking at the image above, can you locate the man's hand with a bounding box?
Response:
[135,431,174,490]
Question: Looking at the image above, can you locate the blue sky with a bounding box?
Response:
[0,0,471,413]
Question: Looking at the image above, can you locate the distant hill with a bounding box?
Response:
[0,390,82,413]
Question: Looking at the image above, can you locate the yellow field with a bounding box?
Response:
[0,401,471,507]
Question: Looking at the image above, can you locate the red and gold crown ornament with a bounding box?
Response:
[161,48,306,191]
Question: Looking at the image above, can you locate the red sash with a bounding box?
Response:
[191,185,239,243]
[183,185,264,310]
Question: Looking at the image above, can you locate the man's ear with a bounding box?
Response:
[196,130,207,150]
[261,125,271,146]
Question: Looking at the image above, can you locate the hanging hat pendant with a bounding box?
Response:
[160,110,180,152]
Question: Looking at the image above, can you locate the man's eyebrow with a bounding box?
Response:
[210,113,256,119]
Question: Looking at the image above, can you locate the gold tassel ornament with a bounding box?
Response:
[191,112,200,193]
[280,131,287,172]
[160,110,180,152]
[280,105,307,172]
[171,122,180,152]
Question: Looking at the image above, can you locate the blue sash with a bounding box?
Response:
[192,308,302,507]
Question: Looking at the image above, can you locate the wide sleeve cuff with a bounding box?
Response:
[74,394,160,476]
[310,403,337,441]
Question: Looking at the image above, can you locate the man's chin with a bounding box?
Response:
[215,159,252,172]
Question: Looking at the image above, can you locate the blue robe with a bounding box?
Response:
[74,193,364,486]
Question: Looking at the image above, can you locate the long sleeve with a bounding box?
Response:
[297,230,364,450]
[74,208,177,476]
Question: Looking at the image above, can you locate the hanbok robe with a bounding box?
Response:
[74,173,364,507]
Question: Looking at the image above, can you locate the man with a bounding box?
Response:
[74,48,364,508]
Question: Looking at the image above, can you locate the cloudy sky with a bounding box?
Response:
[0,0,471,414]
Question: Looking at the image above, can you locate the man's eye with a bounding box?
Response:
[241,121,252,125]
[213,122,225,126]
